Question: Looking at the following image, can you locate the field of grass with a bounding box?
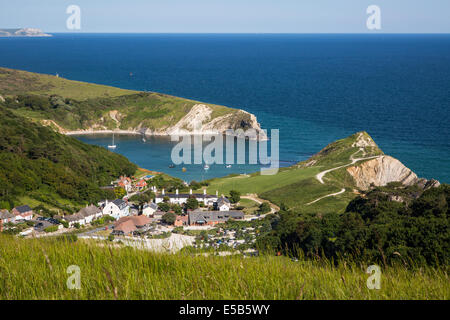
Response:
[0,67,241,133]
[205,167,321,196]
[0,235,447,300]
[0,67,138,99]
[202,131,385,214]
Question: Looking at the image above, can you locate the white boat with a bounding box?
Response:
[203,164,210,170]
[226,165,232,168]
[108,133,117,149]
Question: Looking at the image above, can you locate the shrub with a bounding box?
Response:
[44,225,58,233]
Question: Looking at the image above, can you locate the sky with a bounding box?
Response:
[0,0,449,33]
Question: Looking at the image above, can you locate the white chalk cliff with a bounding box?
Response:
[347,155,426,190]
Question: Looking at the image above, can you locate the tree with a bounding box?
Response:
[158,202,170,212]
[114,187,126,199]
[162,212,177,225]
[229,190,241,204]
[171,204,182,214]
[189,180,201,190]
[258,202,271,214]
[186,196,199,210]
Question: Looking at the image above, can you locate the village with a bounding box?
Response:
[0,174,271,254]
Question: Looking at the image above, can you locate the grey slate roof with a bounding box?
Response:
[144,202,158,210]
[14,205,32,214]
[63,213,84,222]
[217,196,231,206]
[78,205,101,218]
[189,210,244,224]
[112,199,128,210]
[157,193,217,199]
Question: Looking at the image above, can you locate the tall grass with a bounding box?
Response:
[0,235,448,300]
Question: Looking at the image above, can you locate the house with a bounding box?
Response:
[77,205,103,224]
[188,210,244,226]
[174,215,188,227]
[11,205,33,221]
[63,205,102,227]
[112,215,152,236]
[155,189,218,206]
[63,213,85,227]
[0,209,15,224]
[142,202,158,217]
[118,176,133,192]
[135,179,147,191]
[102,199,130,220]
[214,196,231,211]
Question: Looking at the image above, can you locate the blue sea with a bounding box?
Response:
[0,34,449,182]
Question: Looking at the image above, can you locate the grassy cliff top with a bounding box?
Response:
[0,67,138,100]
[204,131,385,213]
[0,67,236,132]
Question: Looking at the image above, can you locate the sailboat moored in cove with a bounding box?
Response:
[108,133,117,149]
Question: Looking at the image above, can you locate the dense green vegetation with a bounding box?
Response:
[0,234,447,299]
[257,183,449,267]
[0,105,137,212]
[0,67,236,132]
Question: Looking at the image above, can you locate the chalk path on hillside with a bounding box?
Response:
[241,194,279,218]
[307,148,382,205]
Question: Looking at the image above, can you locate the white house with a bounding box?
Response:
[155,189,218,206]
[64,205,102,227]
[214,196,231,211]
[142,202,158,217]
[11,205,33,221]
[102,199,130,220]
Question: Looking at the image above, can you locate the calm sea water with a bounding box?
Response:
[1,34,449,182]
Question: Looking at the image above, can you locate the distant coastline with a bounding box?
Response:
[0,28,51,37]
[66,129,141,136]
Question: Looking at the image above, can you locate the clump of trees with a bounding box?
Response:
[162,212,177,225]
[229,190,241,204]
[0,105,136,209]
[257,183,449,267]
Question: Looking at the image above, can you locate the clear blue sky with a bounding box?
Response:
[1,0,449,33]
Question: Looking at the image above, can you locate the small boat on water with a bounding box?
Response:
[108,133,117,149]
[169,164,176,168]
[226,165,232,168]
[204,164,210,170]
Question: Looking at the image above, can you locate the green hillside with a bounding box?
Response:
[204,131,384,214]
[0,105,137,212]
[0,67,240,133]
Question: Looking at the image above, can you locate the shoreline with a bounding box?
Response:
[65,129,269,141]
[66,130,142,136]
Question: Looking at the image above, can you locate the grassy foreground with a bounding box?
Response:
[0,235,448,300]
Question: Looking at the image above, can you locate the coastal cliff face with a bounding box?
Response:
[347,156,419,190]
[56,104,266,140]
[0,67,265,139]
[143,104,267,140]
